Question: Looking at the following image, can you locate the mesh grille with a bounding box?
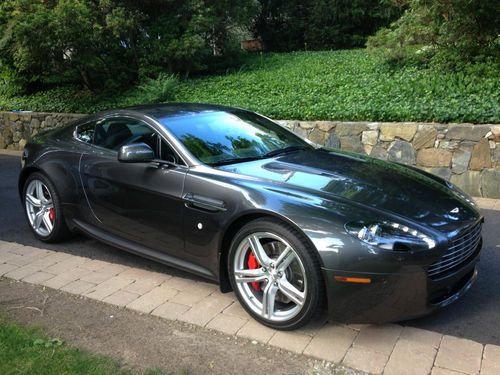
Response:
[428,222,482,279]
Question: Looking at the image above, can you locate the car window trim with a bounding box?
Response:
[88,115,188,167]
[73,120,97,145]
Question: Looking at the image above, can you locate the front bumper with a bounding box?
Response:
[322,247,480,324]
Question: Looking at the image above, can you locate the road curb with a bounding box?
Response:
[0,149,22,157]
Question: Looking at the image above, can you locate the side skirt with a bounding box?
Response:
[72,218,217,282]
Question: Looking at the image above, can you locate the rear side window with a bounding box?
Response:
[74,122,95,144]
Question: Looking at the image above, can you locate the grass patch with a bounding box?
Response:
[1,49,498,123]
[0,318,159,375]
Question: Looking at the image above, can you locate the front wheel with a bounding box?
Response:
[228,218,324,330]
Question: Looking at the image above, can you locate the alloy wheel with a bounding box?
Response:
[25,179,55,237]
[233,232,307,322]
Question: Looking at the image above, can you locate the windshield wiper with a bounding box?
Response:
[209,156,263,167]
[210,145,311,167]
[263,145,311,158]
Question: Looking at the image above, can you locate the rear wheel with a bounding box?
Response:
[23,172,71,243]
[228,218,324,330]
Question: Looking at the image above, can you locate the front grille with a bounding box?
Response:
[428,221,482,279]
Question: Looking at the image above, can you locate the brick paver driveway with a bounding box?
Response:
[1,151,499,374]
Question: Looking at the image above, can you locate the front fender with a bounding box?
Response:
[248,185,449,275]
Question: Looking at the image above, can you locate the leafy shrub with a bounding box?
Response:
[253,0,402,51]
[0,0,258,92]
[305,0,404,50]
[137,74,178,104]
[367,0,500,67]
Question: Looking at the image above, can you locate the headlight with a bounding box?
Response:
[345,221,436,251]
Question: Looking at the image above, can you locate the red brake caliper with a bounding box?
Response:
[247,250,261,291]
[49,207,55,221]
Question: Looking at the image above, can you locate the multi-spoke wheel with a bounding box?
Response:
[23,172,71,242]
[229,218,324,330]
[25,179,55,237]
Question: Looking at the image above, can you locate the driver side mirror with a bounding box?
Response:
[118,143,155,163]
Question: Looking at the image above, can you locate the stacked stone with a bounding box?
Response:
[0,112,85,151]
[278,120,499,198]
[0,111,498,198]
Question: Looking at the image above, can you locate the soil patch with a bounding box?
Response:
[0,278,359,375]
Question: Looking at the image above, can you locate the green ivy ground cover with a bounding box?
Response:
[1,50,498,123]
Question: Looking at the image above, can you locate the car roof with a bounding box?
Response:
[125,102,247,123]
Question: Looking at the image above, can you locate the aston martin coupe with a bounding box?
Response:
[19,103,483,330]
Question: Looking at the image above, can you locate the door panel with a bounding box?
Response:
[81,148,187,257]
[79,116,187,257]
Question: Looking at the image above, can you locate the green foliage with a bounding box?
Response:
[33,337,64,348]
[253,0,402,51]
[305,0,404,50]
[253,0,309,52]
[367,0,500,66]
[0,0,135,91]
[1,50,497,123]
[137,74,179,104]
[0,319,128,374]
[173,50,499,123]
[0,0,259,92]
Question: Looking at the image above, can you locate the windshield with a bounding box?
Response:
[160,110,311,165]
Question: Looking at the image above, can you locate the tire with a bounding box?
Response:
[23,172,72,243]
[228,217,324,330]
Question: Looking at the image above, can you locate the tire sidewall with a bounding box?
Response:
[23,172,67,243]
[228,218,323,330]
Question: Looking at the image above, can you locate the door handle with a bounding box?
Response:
[183,193,227,212]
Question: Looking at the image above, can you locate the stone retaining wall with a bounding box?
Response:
[278,120,499,198]
[0,111,498,198]
[0,111,85,151]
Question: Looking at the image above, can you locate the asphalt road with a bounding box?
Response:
[1,153,499,345]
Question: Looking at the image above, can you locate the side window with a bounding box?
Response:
[91,117,184,165]
[94,118,159,153]
[75,121,95,144]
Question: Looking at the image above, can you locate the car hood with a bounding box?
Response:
[218,149,480,233]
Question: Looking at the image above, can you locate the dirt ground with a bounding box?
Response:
[0,278,360,375]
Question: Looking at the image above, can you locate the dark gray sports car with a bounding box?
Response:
[19,103,483,330]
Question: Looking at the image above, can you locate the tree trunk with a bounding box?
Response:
[79,67,93,91]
